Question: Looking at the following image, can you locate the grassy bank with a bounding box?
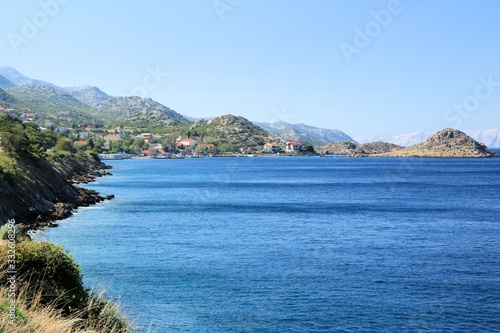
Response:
[0,231,136,333]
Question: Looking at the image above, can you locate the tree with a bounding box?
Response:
[88,138,95,150]
[54,138,76,154]
[300,142,315,155]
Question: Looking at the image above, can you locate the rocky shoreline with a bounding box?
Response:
[43,168,115,228]
[0,152,115,233]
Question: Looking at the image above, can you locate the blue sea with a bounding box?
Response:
[41,156,500,332]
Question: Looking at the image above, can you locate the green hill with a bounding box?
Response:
[185,114,271,151]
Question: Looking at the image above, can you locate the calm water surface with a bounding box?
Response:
[41,157,500,332]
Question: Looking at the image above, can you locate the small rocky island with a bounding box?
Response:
[376,128,498,158]
[318,129,498,158]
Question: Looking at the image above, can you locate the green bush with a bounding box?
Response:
[0,223,21,242]
[0,241,87,314]
[0,153,20,178]
[53,138,76,154]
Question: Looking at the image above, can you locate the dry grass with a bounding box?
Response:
[0,240,138,333]
[0,279,137,333]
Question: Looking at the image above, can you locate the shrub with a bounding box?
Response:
[79,288,135,333]
[0,223,21,242]
[0,153,20,178]
[0,240,136,332]
[54,138,76,154]
[0,241,87,314]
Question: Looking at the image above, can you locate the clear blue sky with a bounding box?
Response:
[1,0,499,137]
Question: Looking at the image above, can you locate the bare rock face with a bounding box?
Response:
[378,129,498,158]
[0,154,113,229]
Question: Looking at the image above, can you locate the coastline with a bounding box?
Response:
[0,155,115,234]
[31,160,115,232]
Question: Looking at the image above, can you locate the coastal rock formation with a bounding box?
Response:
[377,128,498,158]
[356,129,500,148]
[355,142,404,156]
[0,153,112,230]
[317,141,402,156]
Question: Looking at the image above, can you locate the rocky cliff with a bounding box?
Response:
[0,153,112,230]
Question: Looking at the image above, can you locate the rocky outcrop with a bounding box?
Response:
[190,115,272,148]
[377,128,498,158]
[317,141,402,156]
[65,85,111,106]
[0,154,113,231]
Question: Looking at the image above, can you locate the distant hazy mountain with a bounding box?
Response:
[65,85,111,106]
[254,121,355,145]
[356,130,500,148]
[0,75,14,88]
[355,132,433,147]
[0,66,61,89]
[182,114,214,122]
[96,96,188,123]
[465,129,500,148]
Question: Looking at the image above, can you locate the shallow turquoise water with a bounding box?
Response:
[41,157,500,332]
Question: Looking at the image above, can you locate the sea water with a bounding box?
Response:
[41,156,500,332]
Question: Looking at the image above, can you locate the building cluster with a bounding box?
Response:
[0,109,307,156]
[263,140,302,154]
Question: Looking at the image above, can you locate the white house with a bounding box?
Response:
[176,137,197,148]
[264,142,281,154]
[285,141,302,154]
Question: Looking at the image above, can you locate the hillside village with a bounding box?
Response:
[0,107,315,158]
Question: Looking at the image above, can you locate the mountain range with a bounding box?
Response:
[0,66,60,88]
[1,66,499,148]
[254,121,355,146]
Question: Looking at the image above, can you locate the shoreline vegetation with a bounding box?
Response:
[0,114,139,332]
